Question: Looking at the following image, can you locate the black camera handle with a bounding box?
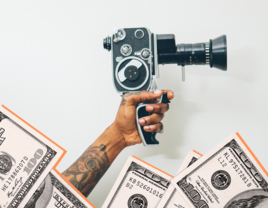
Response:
[136,92,170,146]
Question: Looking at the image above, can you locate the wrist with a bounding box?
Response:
[91,123,126,165]
[106,123,126,149]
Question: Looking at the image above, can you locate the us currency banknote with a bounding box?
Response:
[24,169,95,208]
[0,106,65,208]
[175,150,202,175]
[172,132,268,208]
[102,156,173,208]
[157,150,202,208]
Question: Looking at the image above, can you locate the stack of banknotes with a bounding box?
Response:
[0,105,95,208]
[103,133,268,208]
[2,103,267,208]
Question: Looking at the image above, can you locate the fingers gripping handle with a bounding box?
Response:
[136,104,159,146]
[136,92,170,146]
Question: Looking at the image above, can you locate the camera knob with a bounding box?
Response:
[141,49,150,59]
[113,28,126,43]
[103,36,111,51]
[134,48,151,60]
[120,44,132,56]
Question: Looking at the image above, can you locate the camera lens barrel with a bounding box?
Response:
[157,35,227,71]
[158,43,208,65]
[177,43,208,66]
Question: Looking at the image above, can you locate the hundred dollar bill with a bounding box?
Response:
[172,132,268,208]
[0,105,65,208]
[157,150,202,208]
[102,156,173,208]
[176,150,203,175]
[24,169,95,208]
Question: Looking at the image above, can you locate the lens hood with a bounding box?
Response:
[210,35,227,71]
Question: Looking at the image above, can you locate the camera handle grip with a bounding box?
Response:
[136,92,170,146]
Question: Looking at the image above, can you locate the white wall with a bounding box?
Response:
[0,0,268,206]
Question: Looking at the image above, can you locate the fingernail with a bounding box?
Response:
[144,126,150,130]
[154,89,162,94]
[147,106,154,111]
[171,91,174,98]
[139,119,145,124]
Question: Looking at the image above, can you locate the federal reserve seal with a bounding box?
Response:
[0,154,12,174]
[211,170,231,190]
[128,194,148,208]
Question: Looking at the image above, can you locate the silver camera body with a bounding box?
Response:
[107,28,159,95]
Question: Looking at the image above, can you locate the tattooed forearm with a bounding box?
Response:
[62,144,110,197]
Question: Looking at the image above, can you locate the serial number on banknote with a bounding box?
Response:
[126,177,163,199]
[218,151,253,187]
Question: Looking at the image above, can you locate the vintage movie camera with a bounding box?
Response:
[103,27,227,146]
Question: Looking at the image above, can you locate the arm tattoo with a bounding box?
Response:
[62,144,110,197]
[120,91,141,106]
[120,97,127,106]
[123,91,141,97]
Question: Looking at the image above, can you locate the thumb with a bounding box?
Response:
[124,90,163,106]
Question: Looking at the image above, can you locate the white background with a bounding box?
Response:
[0,1,268,207]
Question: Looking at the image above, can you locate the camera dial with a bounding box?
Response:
[116,57,149,91]
[124,66,140,81]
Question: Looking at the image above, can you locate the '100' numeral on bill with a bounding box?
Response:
[0,106,65,208]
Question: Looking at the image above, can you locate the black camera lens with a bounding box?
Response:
[157,35,227,71]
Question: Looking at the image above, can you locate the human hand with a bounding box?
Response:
[111,90,174,147]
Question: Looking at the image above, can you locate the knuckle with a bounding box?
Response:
[145,117,151,124]
[140,90,147,97]
[151,125,157,132]
[155,114,163,122]
[155,105,161,113]
[166,103,170,111]
[141,90,147,94]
